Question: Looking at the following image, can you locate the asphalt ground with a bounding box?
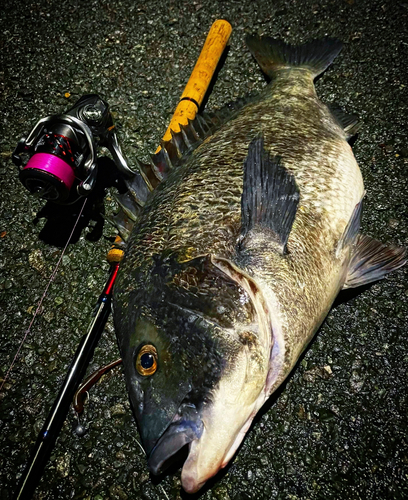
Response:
[1,1,407,499]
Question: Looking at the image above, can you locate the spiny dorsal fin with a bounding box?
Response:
[151,99,257,175]
[113,191,141,222]
[343,235,406,289]
[148,114,212,175]
[135,157,161,189]
[170,127,190,157]
[246,36,343,80]
[110,100,260,241]
[109,166,152,241]
[150,149,171,182]
[124,170,151,206]
[183,119,201,142]
[328,104,361,140]
[105,209,134,241]
[110,112,225,240]
[240,136,299,253]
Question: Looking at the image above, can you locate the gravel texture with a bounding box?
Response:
[1,1,407,499]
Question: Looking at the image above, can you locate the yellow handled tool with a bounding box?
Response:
[107,19,232,264]
[156,19,232,151]
[107,235,126,263]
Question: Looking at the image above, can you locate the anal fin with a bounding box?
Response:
[240,136,299,253]
[343,234,406,289]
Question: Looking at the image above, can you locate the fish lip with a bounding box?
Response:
[147,403,203,475]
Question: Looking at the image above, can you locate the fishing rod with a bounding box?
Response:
[13,262,119,500]
[10,19,232,500]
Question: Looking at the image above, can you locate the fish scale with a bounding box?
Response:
[122,86,361,280]
[113,35,405,494]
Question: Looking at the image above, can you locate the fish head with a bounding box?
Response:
[114,253,273,492]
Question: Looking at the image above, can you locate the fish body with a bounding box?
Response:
[113,37,405,493]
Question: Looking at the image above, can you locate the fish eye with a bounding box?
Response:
[136,345,158,376]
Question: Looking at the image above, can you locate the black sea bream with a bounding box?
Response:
[113,36,405,493]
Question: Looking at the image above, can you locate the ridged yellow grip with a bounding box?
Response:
[156,19,232,151]
[107,235,125,263]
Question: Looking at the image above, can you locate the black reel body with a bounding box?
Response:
[13,95,133,204]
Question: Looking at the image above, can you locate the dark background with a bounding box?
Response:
[1,1,407,499]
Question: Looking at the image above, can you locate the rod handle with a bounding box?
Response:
[156,19,232,152]
[107,235,125,264]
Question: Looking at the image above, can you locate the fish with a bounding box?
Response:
[112,36,406,494]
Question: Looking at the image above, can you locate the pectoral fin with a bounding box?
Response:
[240,136,299,253]
[343,234,406,289]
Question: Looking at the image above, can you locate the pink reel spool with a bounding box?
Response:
[21,153,76,201]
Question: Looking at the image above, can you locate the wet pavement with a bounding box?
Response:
[1,0,407,499]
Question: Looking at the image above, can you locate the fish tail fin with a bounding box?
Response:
[245,36,343,79]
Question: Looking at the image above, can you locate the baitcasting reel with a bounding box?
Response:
[12,95,134,203]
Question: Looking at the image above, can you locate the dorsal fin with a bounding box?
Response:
[214,94,258,120]
[170,127,190,157]
[150,97,257,176]
[110,99,258,242]
[152,112,223,173]
[150,149,171,182]
[106,208,136,242]
[106,185,142,241]
[109,112,221,241]
[240,136,299,253]
[123,170,151,207]
[113,191,141,222]
[135,157,161,189]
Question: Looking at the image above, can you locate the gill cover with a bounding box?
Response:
[113,252,257,459]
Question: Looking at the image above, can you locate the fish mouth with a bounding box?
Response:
[179,413,255,494]
[147,403,204,475]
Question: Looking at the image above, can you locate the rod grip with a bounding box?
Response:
[107,235,125,264]
[157,19,232,151]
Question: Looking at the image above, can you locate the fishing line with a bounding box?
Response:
[0,197,88,394]
[131,436,170,500]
